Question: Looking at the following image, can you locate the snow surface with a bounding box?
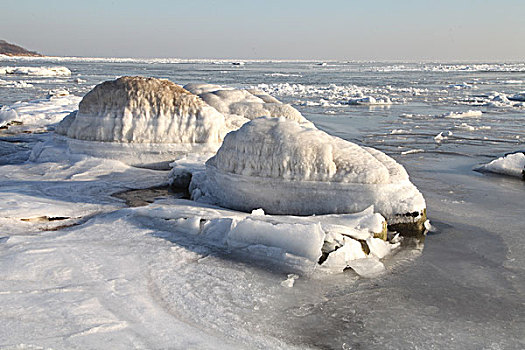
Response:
[0,66,71,77]
[476,152,525,179]
[193,117,426,221]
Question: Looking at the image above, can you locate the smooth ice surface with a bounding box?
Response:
[59,76,228,143]
[476,152,525,179]
[197,117,426,219]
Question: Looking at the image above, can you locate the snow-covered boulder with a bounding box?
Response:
[191,117,427,234]
[183,83,311,128]
[475,152,525,180]
[58,76,227,143]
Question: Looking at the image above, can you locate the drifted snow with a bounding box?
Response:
[58,76,228,143]
[0,66,72,77]
[193,117,426,220]
[183,83,310,126]
[476,152,525,179]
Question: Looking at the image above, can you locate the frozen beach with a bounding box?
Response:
[1,57,524,349]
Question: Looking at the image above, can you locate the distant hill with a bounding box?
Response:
[0,40,43,57]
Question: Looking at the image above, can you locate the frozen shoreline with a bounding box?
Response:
[1,59,524,349]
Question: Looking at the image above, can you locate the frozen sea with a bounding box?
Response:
[1,57,524,349]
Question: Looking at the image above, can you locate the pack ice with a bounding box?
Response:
[191,117,427,233]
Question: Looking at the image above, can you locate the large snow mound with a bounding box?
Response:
[57,76,228,143]
[183,83,310,127]
[192,117,426,222]
[475,152,525,179]
[0,66,71,77]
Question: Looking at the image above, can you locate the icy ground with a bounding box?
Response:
[1,58,525,349]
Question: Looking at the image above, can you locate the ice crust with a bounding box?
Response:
[0,65,71,76]
[476,152,525,179]
[194,117,426,220]
[58,76,228,143]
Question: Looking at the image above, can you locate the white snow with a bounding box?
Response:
[0,66,71,77]
[476,152,525,179]
[193,117,426,222]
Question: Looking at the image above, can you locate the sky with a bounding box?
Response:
[1,0,524,61]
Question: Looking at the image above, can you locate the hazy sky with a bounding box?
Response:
[2,0,524,60]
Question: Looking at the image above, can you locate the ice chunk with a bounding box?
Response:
[475,152,525,179]
[194,117,426,228]
[508,92,525,102]
[227,219,325,261]
[442,110,482,118]
[0,66,71,77]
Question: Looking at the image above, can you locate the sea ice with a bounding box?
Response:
[191,117,426,229]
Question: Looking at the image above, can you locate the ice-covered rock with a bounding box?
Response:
[58,76,227,143]
[191,117,426,233]
[475,152,525,179]
[183,83,310,127]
